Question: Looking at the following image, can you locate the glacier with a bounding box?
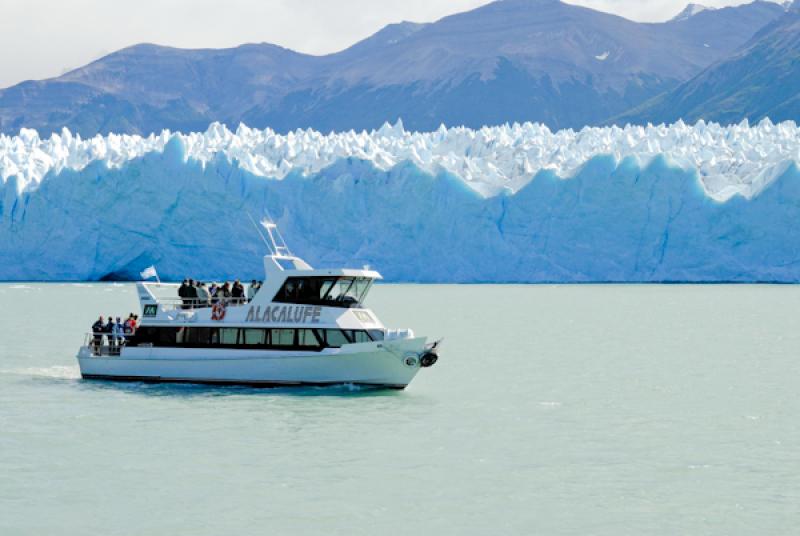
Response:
[0,120,799,282]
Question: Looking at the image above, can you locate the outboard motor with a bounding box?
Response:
[420,352,438,368]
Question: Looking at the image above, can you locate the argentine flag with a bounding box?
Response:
[140,265,159,281]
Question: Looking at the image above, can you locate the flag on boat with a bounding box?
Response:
[140,265,158,280]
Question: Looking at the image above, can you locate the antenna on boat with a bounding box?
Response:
[246,209,293,258]
[263,221,293,258]
[246,210,272,252]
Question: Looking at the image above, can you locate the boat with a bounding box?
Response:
[76,222,440,389]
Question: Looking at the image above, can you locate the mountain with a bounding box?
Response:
[618,6,800,125]
[0,43,318,135]
[0,0,788,136]
[670,3,716,22]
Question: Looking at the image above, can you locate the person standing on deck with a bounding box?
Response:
[216,282,231,305]
[196,282,210,307]
[112,317,125,352]
[247,280,258,302]
[178,279,190,309]
[91,316,104,354]
[209,283,219,304]
[124,314,135,338]
[104,316,116,352]
[187,279,198,308]
[232,280,245,304]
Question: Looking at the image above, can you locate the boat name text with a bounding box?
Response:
[245,305,322,324]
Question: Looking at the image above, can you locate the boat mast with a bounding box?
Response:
[246,211,293,258]
[262,219,292,258]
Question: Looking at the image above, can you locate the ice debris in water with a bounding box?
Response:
[1,118,799,202]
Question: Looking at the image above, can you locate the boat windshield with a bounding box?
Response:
[273,276,373,308]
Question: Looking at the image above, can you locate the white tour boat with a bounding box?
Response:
[76,224,440,389]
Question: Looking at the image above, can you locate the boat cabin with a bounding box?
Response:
[118,245,387,356]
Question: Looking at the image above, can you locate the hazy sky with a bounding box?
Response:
[0,0,784,88]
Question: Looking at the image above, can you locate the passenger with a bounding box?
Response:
[196,282,210,307]
[124,314,135,337]
[232,279,245,304]
[113,317,125,352]
[104,315,116,352]
[209,283,219,304]
[91,316,104,354]
[284,280,296,301]
[187,279,199,309]
[131,315,139,333]
[247,280,258,302]
[219,282,231,304]
[178,279,190,309]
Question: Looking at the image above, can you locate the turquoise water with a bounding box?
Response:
[1,283,799,535]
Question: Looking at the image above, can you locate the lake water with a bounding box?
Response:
[1,283,799,535]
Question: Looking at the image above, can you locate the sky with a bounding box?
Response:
[0,0,784,88]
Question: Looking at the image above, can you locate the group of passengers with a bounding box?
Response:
[178,279,263,309]
[90,313,139,354]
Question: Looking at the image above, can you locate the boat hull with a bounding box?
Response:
[76,337,427,389]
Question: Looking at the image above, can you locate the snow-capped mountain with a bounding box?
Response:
[670,3,716,22]
[619,7,800,125]
[2,120,799,282]
[0,0,786,136]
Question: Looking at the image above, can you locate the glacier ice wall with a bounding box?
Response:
[0,120,799,282]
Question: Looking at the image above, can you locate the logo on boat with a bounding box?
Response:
[245,305,322,324]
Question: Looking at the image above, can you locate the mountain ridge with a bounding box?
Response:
[0,0,789,135]
[617,7,800,125]
[670,3,716,22]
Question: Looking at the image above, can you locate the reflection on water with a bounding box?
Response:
[78,379,405,399]
[5,364,403,398]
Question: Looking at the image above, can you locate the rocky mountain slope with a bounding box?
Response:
[0,0,787,135]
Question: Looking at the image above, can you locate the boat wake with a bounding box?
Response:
[3,365,81,381]
[2,365,401,397]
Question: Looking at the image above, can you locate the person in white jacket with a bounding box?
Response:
[196,282,210,307]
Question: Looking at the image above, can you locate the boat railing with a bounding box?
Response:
[149,297,252,311]
[82,332,130,357]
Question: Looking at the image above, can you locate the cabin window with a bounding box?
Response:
[135,326,159,344]
[130,327,375,350]
[297,329,320,348]
[242,328,265,346]
[348,330,372,344]
[220,328,239,345]
[368,330,385,341]
[328,278,354,302]
[273,276,373,308]
[271,329,295,346]
[319,279,336,299]
[316,329,350,348]
[157,327,178,345]
[178,327,212,346]
[351,278,372,302]
[326,277,372,305]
